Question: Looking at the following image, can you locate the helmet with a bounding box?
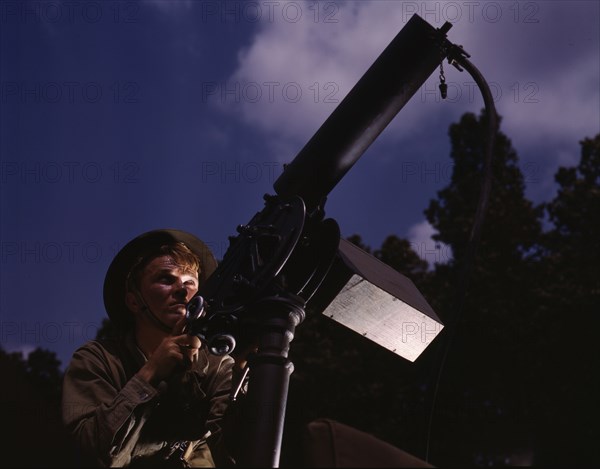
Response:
[103,229,217,330]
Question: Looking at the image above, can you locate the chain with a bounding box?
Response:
[439,61,448,99]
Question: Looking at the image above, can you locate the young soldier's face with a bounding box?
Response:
[134,255,199,329]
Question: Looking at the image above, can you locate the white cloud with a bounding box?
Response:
[437,0,600,163]
[407,220,453,267]
[217,1,445,147]
[221,0,598,175]
[500,52,599,158]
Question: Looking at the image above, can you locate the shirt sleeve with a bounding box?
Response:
[61,341,159,467]
[200,354,238,467]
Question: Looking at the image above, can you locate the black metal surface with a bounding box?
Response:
[198,195,307,315]
[186,14,457,467]
[273,14,452,211]
[189,195,340,357]
[237,296,305,468]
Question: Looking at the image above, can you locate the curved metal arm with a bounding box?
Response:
[424,44,499,464]
[448,46,498,255]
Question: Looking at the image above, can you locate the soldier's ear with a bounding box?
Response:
[125,291,142,313]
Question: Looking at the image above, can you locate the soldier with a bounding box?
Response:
[62,229,241,467]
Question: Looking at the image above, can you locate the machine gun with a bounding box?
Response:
[185,14,497,467]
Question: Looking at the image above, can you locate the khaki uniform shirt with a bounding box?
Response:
[61,333,236,467]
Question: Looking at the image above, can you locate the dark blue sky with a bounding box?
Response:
[1,0,599,369]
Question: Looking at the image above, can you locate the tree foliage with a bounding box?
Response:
[426,112,542,265]
[420,111,546,465]
[0,345,75,467]
[528,134,600,465]
[288,113,598,467]
[6,115,598,468]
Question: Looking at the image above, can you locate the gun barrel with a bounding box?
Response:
[273,14,451,211]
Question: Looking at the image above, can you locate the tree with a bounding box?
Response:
[543,134,600,308]
[426,111,542,266]
[280,118,599,467]
[374,235,429,287]
[530,134,600,465]
[423,110,545,465]
[0,345,75,467]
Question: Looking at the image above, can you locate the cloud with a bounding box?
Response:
[216,1,443,146]
[500,52,599,151]
[443,1,600,158]
[220,0,599,182]
[407,220,453,267]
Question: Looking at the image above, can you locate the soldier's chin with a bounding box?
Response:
[168,305,187,314]
[164,309,186,324]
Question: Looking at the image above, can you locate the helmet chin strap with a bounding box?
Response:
[134,291,173,333]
